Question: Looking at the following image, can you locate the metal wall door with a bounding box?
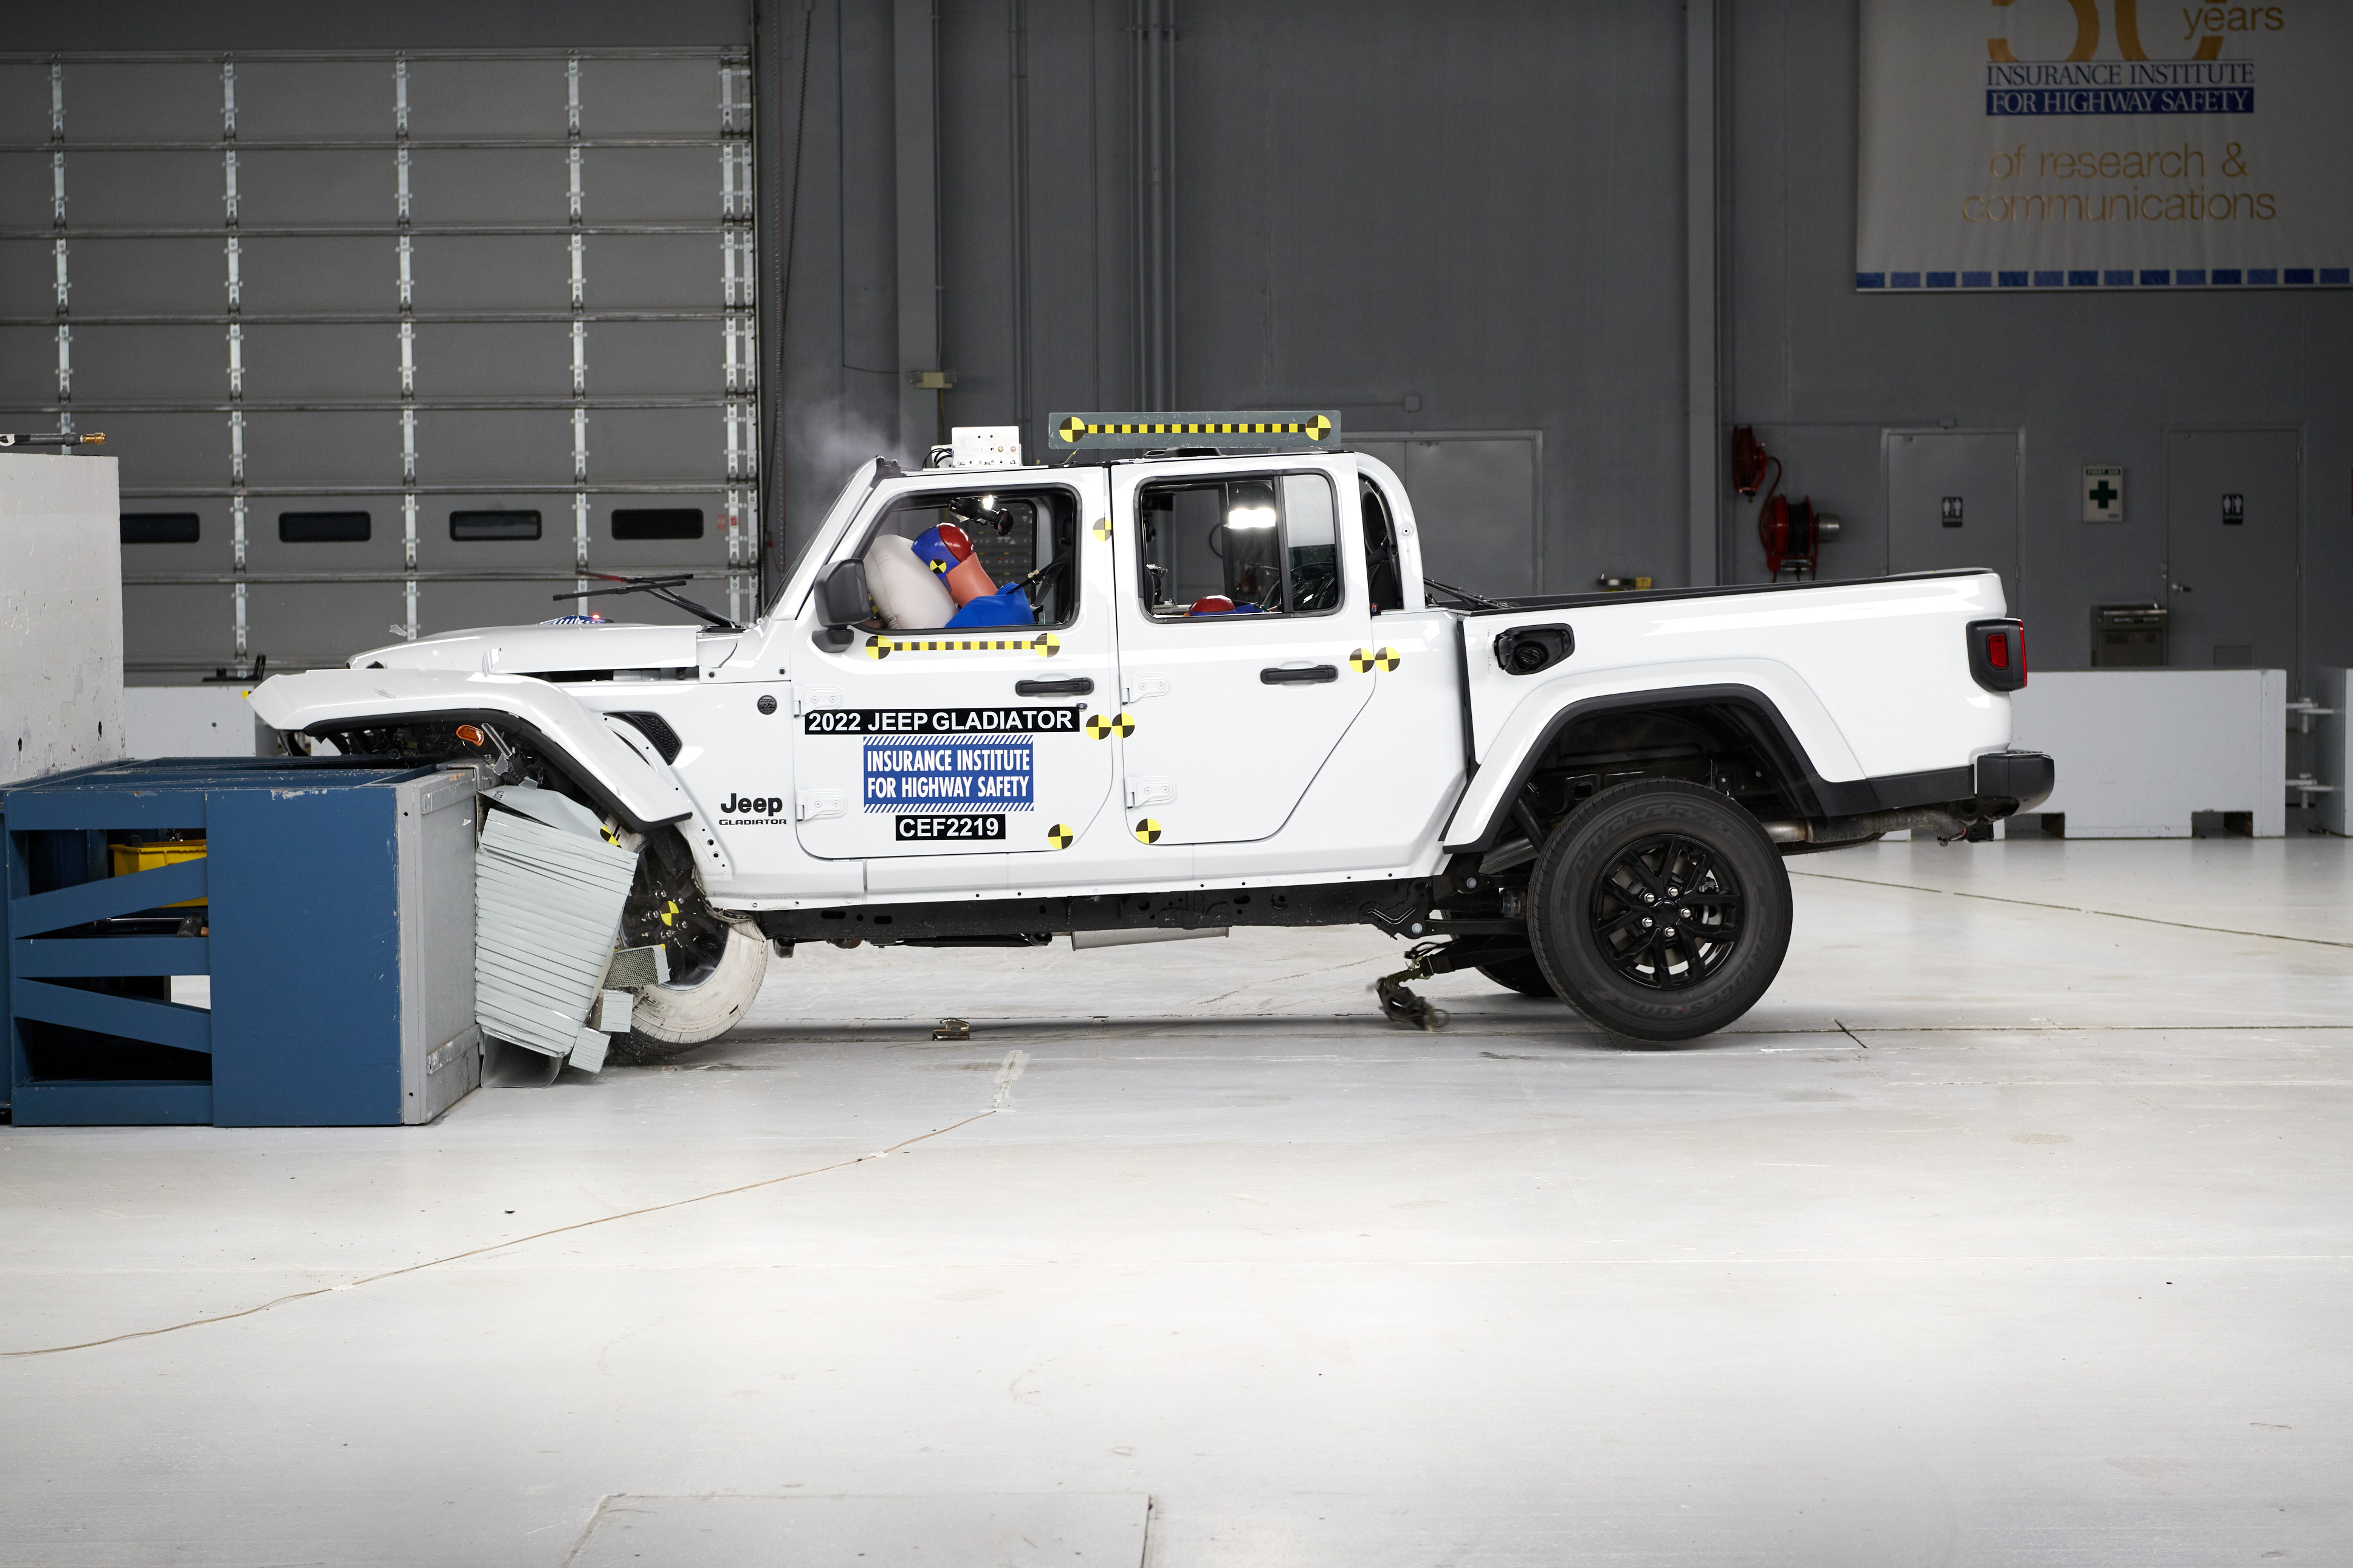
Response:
[2164,429,2300,671]
[1883,430,2021,609]
[0,49,757,680]
[1352,433,1542,599]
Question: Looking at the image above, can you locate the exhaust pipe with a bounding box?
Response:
[1760,807,1977,848]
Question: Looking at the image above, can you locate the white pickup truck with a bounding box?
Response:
[251,413,2051,1057]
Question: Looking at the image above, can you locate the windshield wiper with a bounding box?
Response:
[1421,576,1500,610]
[555,573,742,631]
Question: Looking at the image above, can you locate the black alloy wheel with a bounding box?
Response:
[1589,834,1744,990]
[1527,779,1791,1041]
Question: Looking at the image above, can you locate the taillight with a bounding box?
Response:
[1967,619,2026,692]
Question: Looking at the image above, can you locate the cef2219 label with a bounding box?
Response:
[893,815,1006,841]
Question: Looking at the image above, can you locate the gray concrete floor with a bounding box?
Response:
[2,837,2348,1566]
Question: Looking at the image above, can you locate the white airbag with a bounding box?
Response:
[864,535,955,629]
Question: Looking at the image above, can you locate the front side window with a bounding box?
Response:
[850,485,1080,632]
[1135,471,1342,619]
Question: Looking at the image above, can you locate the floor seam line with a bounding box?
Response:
[0,1106,1003,1360]
[1787,868,2353,948]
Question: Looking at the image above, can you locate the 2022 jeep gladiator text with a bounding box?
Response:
[249,414,2053,1058]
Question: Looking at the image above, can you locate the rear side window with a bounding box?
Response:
[1136,471,1343,620]
[1361,478,1403,613]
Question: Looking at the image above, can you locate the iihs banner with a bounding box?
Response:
[1857,1,2350,292]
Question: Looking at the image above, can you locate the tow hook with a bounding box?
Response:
[1375,942,1454,1033]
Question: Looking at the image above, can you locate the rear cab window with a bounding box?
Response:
[1135,471,1343,620]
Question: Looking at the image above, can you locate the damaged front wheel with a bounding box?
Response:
[606,829,769,1064]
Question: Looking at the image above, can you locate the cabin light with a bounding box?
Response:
[1226,504,1277,530]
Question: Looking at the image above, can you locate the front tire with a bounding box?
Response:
[613,918,769,1063]
[606,828,770,1065]
[1527,779,1791,1042]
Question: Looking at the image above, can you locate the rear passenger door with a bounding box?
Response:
[1110,460,1377,846]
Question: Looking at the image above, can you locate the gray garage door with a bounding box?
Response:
[0,47,757,679]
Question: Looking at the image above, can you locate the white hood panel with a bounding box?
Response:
[348,621,704,676]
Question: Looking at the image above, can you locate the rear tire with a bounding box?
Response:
[1527,779,1790,1042]
[1475,955,1558,999]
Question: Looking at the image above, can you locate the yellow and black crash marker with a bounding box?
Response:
[864,631,1062,660]
[1348,646,1402,673]
[1091,516,1112,542]
[1048,409,1341,453]
[1132,818,1163,844]
[1046,823,1075,849]
[1084,711,1136,739]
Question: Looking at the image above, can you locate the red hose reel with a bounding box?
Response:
[1731,426,1838,579]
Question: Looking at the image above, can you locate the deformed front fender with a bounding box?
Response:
[249,668,695,832]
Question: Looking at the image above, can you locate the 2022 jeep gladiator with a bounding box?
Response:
[250,413,2053,1057]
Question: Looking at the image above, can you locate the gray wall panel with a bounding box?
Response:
[247,581,405,663]
[402,60,573,137]
[413,323,572,399]
[0,242,51,318]
[403,236,569,311]
[0,65,49,140]
[578,234,721,309]
[89,413,226,487]
[237,151,399,227]
[71,324,243,403]
[593,406,727,483]
[241,412,401,487]
[413,409,575,486]
[591,320,726,396]
[122,585,232,671]
[233,62,393,137]
[588,147,732,223]
[55,63,223,141]
[0,155,51,228]
[61,238,235,315]
[55,151,225,228]
[408,150,573,225]
[0,327,55,404]
[238,237,396,311]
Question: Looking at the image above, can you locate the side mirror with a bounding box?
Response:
[813,558,869,648]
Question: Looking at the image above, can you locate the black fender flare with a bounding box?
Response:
[1441,683,1976,854]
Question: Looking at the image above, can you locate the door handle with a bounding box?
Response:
[1260,665,1338,685]
[1015,677,1094,696]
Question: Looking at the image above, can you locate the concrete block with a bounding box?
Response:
[1,453,123,786]
[2010,669,2286,837]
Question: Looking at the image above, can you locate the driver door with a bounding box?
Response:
[788,471,1119,875]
